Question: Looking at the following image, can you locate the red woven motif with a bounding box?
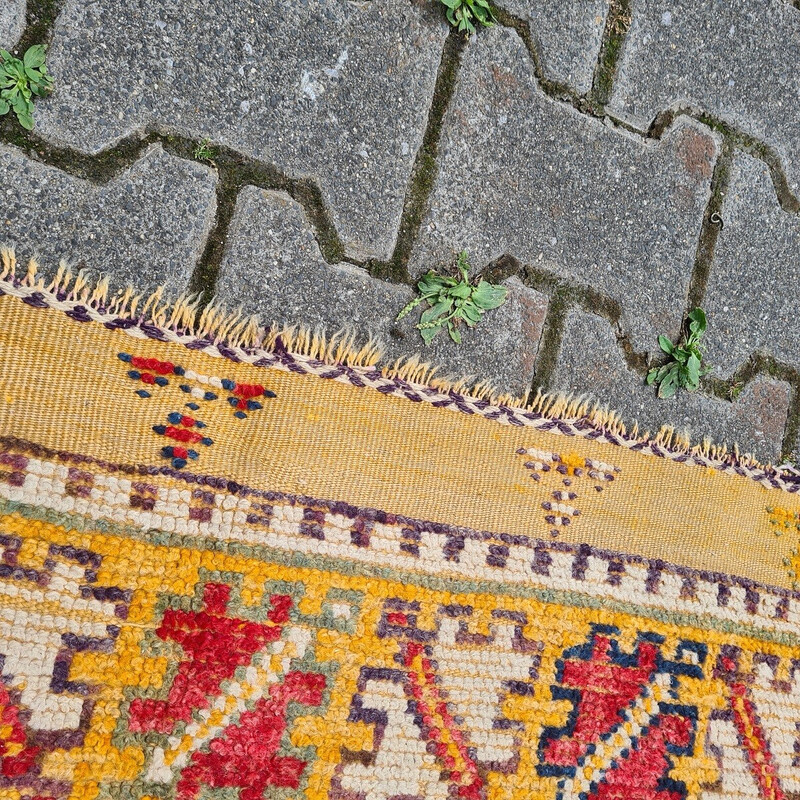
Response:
[0,681,40,778]
[117,352,277,469]
[126,582,325,797]
[128,583,290,733]
[175,672,325,800]
[538,626,702,800]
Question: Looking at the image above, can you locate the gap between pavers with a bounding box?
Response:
[214,187,548,397]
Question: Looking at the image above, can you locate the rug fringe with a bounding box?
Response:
[0,249,785,477]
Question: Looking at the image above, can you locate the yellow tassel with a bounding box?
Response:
[0,248,782,472]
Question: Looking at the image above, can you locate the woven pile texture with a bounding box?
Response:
[0,258,799,800]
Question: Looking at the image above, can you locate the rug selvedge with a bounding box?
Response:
[0,262,799,799]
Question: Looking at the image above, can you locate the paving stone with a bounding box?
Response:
[409,26,716,353]
[215,187,548,395]
[0,143,216,290]
[0,1,25,49]
[551,308,791,464]
[703,151,800,379]
[609,0,800,196]
[500,0,608,93]
[36,0,447,262]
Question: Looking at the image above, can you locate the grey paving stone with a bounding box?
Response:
[0,143,216,290]
[551,308,791,464]
[216,187,548,395]
[409,26,716,353]
[500,0,608,93]
[609,0,800,196]
[0,1,25,50]
[36,0,447,262]
[703,152,800,379]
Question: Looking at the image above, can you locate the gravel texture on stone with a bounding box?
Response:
[0,1,25,49]
[609,0,800,195]
[500,0,608,93]
[215,187,548,395]
[703,152,800,379]
[36,0,447,261]
[410,26,717,353]
[551,308,791,464]
[0,143,216,290]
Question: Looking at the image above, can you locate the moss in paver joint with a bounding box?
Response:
[0,124,168,183]
[183,150,346,305]
[686,141,733,312]
[750,358,800,463]
[186,172,239,305]
[691,353,800,462]
[291,181,345,265]
[366,27,466,285]
[12,0,66,57]
[651,109,800,214]
[519,258,641,396]
[589,0,632,108]
[492,5,578,104]
[526,289,570,394]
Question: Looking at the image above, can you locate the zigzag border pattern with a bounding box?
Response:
[1,437,799,643]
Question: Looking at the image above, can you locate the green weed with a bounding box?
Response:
[646,308,711,399]
[436,0,496,36]
[397,251,507,345]
[0,45,53,130]
[193,139,218,163]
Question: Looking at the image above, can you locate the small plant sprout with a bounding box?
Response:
[646,308,711,399]
[397,251,508,345]
[0,45,53,130]
[436,0,496,36]
[729,380,744,401]
[193,138,218,163]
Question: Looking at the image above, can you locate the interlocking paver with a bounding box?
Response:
[609,0,800,196]
[500,0,608,93]
[35,0,448,261]
[703,152,800,379]
[550,308,791,463]
[0,143,216,289]
[215,187,548,395]
[409,26,717,353]
[0,1,25,49]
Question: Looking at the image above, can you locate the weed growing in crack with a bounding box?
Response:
[0,45,53,130]
[397,251,507,344]
[193,138,218,164]
[436,0,496,36]
[647,308,711,399]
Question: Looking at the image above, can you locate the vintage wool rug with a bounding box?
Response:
[0,252,798,800]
